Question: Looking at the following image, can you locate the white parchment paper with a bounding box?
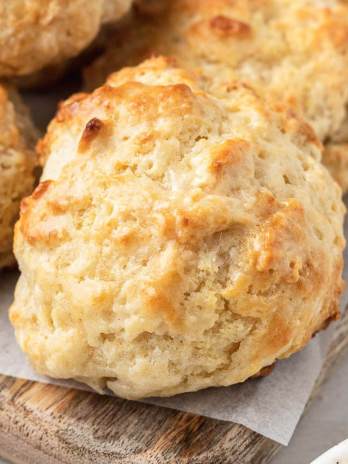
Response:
[0,90,347,446]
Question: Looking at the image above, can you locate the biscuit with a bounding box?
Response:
[10,58,345,398]
[322,143,348,193]
[0,85,37,269]
[0,0,133,78]
[84,0,348,191]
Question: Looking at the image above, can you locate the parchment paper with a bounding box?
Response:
[0,89,347,446]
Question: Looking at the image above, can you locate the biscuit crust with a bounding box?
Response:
[85,0,348,190]
[0,85,37,268]
[11,58,345,398]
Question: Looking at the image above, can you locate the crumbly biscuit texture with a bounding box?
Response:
[11,58,345,398]
[85,0,348,190]
[0,0,133,78]
[0,85,36,268]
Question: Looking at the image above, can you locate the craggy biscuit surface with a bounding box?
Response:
[85,0,348,191]
[0,85,36,268]
[0,0,133,78]
[11,58,345,398]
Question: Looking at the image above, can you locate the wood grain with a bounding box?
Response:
[0,310,347,464]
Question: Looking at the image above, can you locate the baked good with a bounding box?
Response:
[84,0,348,191]
[10,57,345,399]
[323,143,348,193]
[0,0,133,79]
[0,85,37,269]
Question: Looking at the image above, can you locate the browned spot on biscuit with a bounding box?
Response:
[210,139,249,173]
[210,15,251,38]
[251,199,307,283]
[20,196,31,215]
[78,117,104,153]
[136,131,156,154]
[147,292,180,326]
[264,313,293,357]
[31,180,51,200]
[144,255,184,328]
[279,106,322,148]
[313,17,348,50]
[100,81,195,123]
[56,93,88,123]
[254,191,280,221]
[300,122,321,147]
[159,212,176,240]
[35,138,48,166]
[181,216,190,227]
[114,229,139,248]
[20,208,70,246]
[18,179,71,247]
[19,180,51,219]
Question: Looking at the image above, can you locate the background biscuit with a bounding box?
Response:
[0,85,37,268]
[0,0,133,79]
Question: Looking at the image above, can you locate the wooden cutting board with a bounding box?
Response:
[0,310,347,464]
